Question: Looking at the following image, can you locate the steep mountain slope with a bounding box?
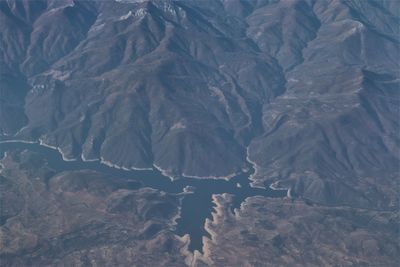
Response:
[247,0,400,209]
[1,0,399,214]
[1,0,399,266]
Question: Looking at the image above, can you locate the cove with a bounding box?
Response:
[0,140,287,253]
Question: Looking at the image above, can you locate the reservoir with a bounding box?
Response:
[0,140,287,253]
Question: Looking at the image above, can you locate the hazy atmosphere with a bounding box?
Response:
[0,0,399,266]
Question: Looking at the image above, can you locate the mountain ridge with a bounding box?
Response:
[1,0,399,206]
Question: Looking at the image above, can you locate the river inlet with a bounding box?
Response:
[0,140,287,253]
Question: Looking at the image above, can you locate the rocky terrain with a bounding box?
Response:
[1,0,399,186]
[1,150,398,266]
[1,0,399,266]
[197,194,399,267]
[0,150,188,266]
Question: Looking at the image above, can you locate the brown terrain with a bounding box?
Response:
[0,0,399,266]
[0,151,189,266]
[197,194,399,267]
[1,151,398,266]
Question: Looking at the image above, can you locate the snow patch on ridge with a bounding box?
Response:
[170,121,186,130]
[118,8,147,21]
[119,11,132,20]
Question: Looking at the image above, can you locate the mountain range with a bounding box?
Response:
[0,0,399,266]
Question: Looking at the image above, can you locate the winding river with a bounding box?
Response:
[0,140,287,253]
